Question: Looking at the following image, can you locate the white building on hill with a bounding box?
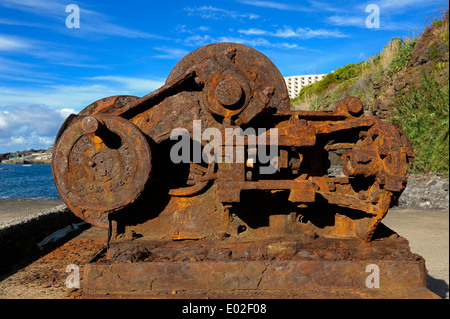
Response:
[284,74,326,99]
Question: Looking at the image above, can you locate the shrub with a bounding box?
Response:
[414,9,449,59]
[333,62,362,81]
[296,62,362,102]
[394,71,449,176]
[387,38,417,76]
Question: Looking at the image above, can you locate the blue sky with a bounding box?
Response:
[0,0,445,153]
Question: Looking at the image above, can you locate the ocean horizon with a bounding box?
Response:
[0,163,60,200]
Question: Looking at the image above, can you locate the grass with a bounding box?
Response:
[394,71,449,176]
[386,38,418,76]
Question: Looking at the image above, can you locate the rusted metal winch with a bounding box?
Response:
[52,43,430,298]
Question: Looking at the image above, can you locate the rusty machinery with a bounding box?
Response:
[52,43,434,298]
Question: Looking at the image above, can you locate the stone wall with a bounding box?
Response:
[0,205,82,274]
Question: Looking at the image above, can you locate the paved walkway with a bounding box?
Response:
[383,208,449,299]
[0,199,63,225]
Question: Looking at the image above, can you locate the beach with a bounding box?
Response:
[0,199,63,225]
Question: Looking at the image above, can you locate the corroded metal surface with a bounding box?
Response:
[53,114,151,228]
[51,43,422,297]
[84,236,431,297]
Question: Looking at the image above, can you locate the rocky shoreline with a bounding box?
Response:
[0,148,52,164]
[398,173,449,210]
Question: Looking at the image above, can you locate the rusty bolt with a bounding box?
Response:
[346,98,363,115]
[334,97,364,117]
[215,78,243,107]
[262,86,274,96]
[82,116,101,134]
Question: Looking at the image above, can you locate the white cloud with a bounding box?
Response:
[0,74,164,152]
[376,0,429,9]
[0,84,116,110]
[0,74,166,113]
[184,6,259,20]
[86,76,165,92]
[239,0,345,14]
[153,47,190,60]
[0,34,30,51]
[0,18,43,28]
[185,24,343,49]
[0,0,162,40]
[0,76,161,152]
[0,35,108,70]
[0,104,70,139]
[217,36,272,47]
[58,108,76,118]
[0,56,68,87]
[326,16,366,27]
[238,0,342,12]
[184,34,301,50]
[238,28,268,36]
[0,36,110,71]
[352,0,431,17]
[76,22,163,40]
[274,26,348,39]
[238,26,348,39]
[0,103,82,152]
[184,34,214,46]
[10,136,26,145]
[0,0,65,16]
[238,0,310,11]
[279,43,299,49]
[326,12,417,31]
[0,114,8,129]
[274,28,298,38]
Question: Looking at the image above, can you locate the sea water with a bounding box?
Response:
[0,163,60,199]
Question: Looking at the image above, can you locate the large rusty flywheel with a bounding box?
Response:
[52,113,151,228]
[167,42,290,123]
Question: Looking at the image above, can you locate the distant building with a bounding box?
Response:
[284,74,326,99]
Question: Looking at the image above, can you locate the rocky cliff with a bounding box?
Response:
[292,9,449,176]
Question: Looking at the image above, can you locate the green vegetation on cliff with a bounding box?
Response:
[395,70,449,175]
[292,9,449,176]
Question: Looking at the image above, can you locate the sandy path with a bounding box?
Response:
[383,208,449,299]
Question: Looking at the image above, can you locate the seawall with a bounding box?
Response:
[0,205,83,274]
